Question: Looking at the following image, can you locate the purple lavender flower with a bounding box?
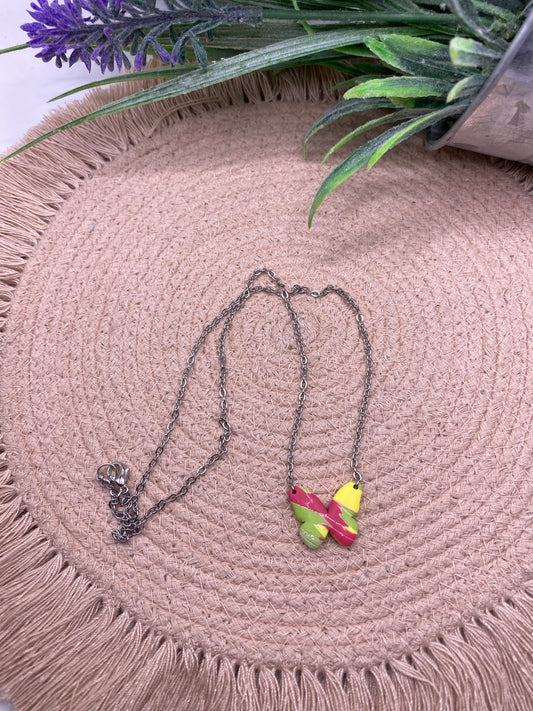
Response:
[22,0,134,71]
[21,0,263,74]
[22,0,90,68]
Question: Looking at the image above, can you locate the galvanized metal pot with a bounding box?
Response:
[425,10,533,165]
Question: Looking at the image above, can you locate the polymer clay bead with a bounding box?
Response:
[327,481,362,545]
[288,482,362,549]
[287,487,330,549]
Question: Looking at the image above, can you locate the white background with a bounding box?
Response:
[0,3,125,709]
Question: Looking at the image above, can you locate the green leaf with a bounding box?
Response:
[449,36,503,67]
[308,132,394,229]
[330,76,377,91]
[304,97,397,149]
[180,20,308,51]
[385,0,432,12]
[326,46,377,59]
[2,26,422,162]
[365,104,463,168]
[307,100,469,227]
[330,62,396,86]
[348,72,400,84]
[472,0,518,25]
[489,0,526,13]
[368,33,448,57]
[260,9,462,25]
[389,96,420,107]
[365,34,470,79]
[445,0,509,51]
[378,34,448,60]
[48,65,200,102]
[321,107,429,163]
[344,76,452,99]
[446,72,487,101]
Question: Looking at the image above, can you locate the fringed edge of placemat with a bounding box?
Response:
[1,65,532,711]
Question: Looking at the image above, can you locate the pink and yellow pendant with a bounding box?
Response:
[288,482,362,549]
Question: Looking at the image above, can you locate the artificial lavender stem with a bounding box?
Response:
[21,0,263,72]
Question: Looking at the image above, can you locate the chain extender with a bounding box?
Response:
[97,267,373,542]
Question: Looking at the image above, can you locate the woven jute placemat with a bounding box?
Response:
[0,65,532,711]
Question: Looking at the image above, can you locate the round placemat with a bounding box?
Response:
[0,65,532,711]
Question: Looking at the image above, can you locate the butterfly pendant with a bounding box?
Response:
[288,482,362,549]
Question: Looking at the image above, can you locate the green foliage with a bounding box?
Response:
[2,0,529,226]
[445,71,487,100]
[448,36,504,65]
[307,99,469,226]
[445,0,510,50]
[363,34,470,79]
[344,76,453,98]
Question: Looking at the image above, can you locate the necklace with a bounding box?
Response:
[97,267,373,549]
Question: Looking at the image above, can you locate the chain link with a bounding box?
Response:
[97,268,372,542]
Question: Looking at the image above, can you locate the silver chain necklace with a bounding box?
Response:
[97,267,373,549]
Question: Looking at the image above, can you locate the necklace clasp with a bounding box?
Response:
[96,461,129,493]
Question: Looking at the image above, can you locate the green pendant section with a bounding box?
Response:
[291,503,329,549]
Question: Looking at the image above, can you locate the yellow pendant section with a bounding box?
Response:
[332,482,362,513]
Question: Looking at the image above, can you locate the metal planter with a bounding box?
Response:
[425,10,533,165]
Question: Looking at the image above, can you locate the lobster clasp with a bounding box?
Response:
[96,461,129,492]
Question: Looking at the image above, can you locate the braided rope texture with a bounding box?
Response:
[0,64,532,711]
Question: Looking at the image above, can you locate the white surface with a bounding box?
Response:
[0,3,126,710]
